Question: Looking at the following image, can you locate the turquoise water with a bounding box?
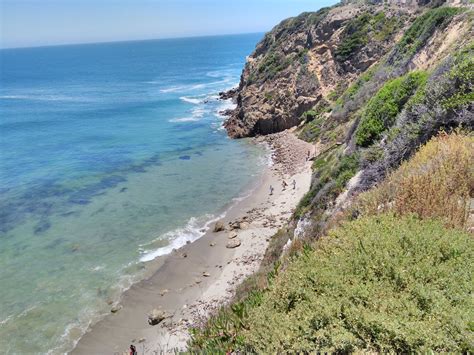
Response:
[0,34,264,353]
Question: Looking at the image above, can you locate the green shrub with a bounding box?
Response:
[442,43,474,110]
[336,65,377,105]
[355,71,428,147]
[333,153,360,189]
[336,11,402,62]
[244,214,474,353]
[335,13,372,62]
[393,7,462,61]
[302,109,318,122]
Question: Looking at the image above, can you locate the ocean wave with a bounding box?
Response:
[139,213,224,262]
[0,314,14,326]
[180,96,202,104]
[159,79,232,94]
[169,106,209,123]
[168,116,201,123]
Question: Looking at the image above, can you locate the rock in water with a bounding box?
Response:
[148,309,169,326]
[213,221,225,232]
[110,305,122,313]
[226,239,242,249]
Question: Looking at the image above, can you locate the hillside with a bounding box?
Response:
[225,0,473,236]
[190,0,474,352]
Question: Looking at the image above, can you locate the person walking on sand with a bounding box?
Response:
[307,150,311,161]
[282,180,288,190]
[292,179,296,190]
[130,344,137,355]
[269,185,274,196]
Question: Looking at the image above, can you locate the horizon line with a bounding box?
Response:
[0,31,266,51]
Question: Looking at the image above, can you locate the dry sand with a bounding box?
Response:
[71,129,314,354]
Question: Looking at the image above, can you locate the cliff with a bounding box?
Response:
[225,0,473,232]
[225,0,472,138]
[191,0,473,352]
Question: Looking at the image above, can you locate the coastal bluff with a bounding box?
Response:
[224,0,472,137]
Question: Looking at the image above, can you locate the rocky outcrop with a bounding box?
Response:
[225,3,416,137]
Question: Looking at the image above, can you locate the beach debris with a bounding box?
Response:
[202,272,210,277]
[228,231,238,239]
[195,279,202,284]
[226,239,241,249]
[210,242,216,247]
[213,221,225,232]
[138,338,146,343]
[159,289,169,296]
[181,252,187,258]
[148,309,170,326]
[110,305,122,313]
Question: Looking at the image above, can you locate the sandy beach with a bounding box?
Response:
[72,129,314,354]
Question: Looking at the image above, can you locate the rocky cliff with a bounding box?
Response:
[225,0,473,234]
[225,0,472,138]
[191,0,474,352]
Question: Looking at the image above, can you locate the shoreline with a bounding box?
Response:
[71,129,314,354]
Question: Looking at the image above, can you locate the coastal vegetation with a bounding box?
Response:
[355,71,428,147]
[199,0,473,352]
[390,6,463,63]
[189,133,474,353]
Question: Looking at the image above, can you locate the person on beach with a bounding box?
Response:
[292,179,296,190]
[130,345,137,355]
[269,185,274,195]
[282,180,288,190]
[307,150,311,161]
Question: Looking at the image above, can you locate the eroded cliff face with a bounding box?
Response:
[225,0,473,236]
[224,0,471,138]
[225,3,416,137]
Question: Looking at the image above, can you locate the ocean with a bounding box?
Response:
[0,33,264,353]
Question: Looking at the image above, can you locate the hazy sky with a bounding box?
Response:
[1,0,337,48]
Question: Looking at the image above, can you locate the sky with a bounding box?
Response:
[0,0,337,48]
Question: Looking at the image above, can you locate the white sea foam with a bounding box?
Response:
[159,80,232,94]
[180,96,202,104]
[168,116,201,123]
[169,105,209,123]
[139,213,224,262]
[0,314,14,326]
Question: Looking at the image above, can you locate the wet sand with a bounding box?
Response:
[71,129,314,354]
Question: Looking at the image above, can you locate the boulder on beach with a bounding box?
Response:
[239,222,250,230]
[226,238,241,249]
[228,231,238,239]
[213,221,225,232]
[148,309,169,326]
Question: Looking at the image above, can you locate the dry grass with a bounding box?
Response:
[355,132,473,229]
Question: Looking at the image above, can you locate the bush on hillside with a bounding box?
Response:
[389,7,462,63]
[243,214,474,353]
[355,132,473,229]
[189,215,474,353]
[355,71,428,147]
[360,43,474,189]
